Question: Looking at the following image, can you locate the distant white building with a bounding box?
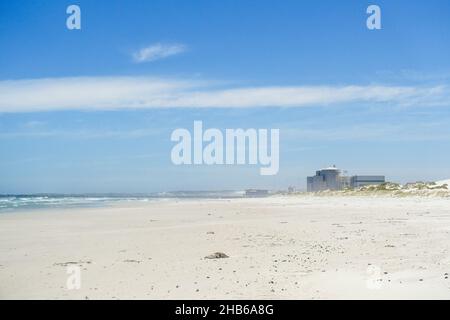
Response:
[307,166,385,192]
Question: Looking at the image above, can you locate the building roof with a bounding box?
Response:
[320,166,339,171]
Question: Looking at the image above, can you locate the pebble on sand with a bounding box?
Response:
[204,252,229,259]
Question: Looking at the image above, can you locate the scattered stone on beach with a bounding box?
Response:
[53,260,92,267]
[205,252,229,259]
[123,259,141,263]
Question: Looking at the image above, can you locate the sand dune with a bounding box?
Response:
[1,196,450,299]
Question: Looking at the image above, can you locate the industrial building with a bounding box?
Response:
[307,166,385,192]
[350,175,386,188]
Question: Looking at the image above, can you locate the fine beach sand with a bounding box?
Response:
[1,195,450,299]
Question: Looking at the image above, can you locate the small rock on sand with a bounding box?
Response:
[205,252,229,259]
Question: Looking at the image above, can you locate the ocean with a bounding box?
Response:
[0,191,246,212]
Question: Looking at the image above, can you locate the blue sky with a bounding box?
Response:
[1,0,450,193]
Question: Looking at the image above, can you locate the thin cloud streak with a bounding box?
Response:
[0,127,162,139]
[132,43,187,63]
[0,76,449,112]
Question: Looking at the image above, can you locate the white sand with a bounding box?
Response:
[1,195,450,300]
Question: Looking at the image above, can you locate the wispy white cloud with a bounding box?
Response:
[0,76,450,113]
[132,43,187,63]
[0,127,161,139]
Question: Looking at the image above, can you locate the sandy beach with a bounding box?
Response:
[1,195,450,299]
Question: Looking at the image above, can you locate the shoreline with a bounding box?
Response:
[3,190,450,215]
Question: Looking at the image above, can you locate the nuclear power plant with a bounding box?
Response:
[307,166,385,192]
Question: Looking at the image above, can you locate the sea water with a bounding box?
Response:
[0,191,245,212]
